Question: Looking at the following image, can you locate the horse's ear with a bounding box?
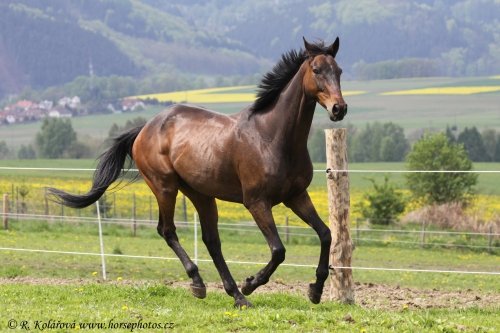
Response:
[328,37,340,58]
[303,37,315,57]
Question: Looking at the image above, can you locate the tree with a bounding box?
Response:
[18,145,36,159]
[406,132,477,205]
[481,129,497,162]
[445,125,457,143]
[360,176,406,225]
[0,141,9,159]
[495,134,500,162]
[457,127,490,161]
[308,129,326,163]
[108,117,147,138]
[380,122,409,161]
[350,122,408,162]
[36,118,77,158]
[65,141,91,159]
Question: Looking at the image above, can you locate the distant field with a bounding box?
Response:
[0,160,498,226]
[382,86,500,95]
[1,76,499,150]
[134,85,367,103]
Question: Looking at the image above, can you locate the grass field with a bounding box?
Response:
[1,220,498,289]
[1,219,499,332]
[1,158,499,331]
[2,283,498,332]
[1,76,499,150]
[1,283,498,332]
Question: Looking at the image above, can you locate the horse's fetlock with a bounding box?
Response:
[272,246,286,264]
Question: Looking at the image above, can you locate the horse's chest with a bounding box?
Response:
[263,167,312,201]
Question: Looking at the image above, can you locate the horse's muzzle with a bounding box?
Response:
[330,103,348,122]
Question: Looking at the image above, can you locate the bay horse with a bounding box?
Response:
[49,37,347,308]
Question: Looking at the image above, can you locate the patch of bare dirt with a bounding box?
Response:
[1,277,498,310]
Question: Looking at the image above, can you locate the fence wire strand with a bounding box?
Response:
[1,165,499,278]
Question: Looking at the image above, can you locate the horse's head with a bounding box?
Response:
[303,37,347,122]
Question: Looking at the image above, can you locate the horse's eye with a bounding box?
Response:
[312,68,320,74]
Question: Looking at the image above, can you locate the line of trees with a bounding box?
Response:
[309,123,500,163]
[1,118,499,161]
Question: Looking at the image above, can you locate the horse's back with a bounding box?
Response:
[134,104,244,201]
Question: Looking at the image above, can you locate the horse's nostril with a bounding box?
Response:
[333,104,340,113]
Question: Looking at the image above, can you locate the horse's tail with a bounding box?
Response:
[48,125,144,208]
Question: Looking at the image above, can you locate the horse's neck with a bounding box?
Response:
[260,65,316,153]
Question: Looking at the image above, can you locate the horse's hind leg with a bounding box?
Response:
[185,190,251,308]
[153,181,206,299]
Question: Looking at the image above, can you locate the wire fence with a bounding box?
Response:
[1,210,499,277]
[1,166,499,281]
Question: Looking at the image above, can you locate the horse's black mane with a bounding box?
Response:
[251,40,331,112]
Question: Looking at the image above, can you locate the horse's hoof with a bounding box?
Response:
[234,297,253,309]
[190,284,207,299]
[241,276,255,296]
[308,283,322,304]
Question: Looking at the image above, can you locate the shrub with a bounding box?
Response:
[406,132,477,205]
[360,176,406,225]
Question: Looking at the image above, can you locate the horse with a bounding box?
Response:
[49,37,347,308]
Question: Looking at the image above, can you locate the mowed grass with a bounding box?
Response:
[1,221,498,292]
[0,221,499,332]
[1,283,499,333]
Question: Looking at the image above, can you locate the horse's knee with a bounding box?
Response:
[319,227,332,248]
[272,246,286,264]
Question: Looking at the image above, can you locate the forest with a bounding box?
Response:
[0,0,498,100]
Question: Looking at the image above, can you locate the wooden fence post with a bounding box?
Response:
[132,193,137,237]
[325,128,354,304]
[3,194,9,230]
[44,188,49,216]
[488,224,493,254]
[285,215,290,244]
[182,195,188,222]
[149,195,153,223]
[420,219,426,248]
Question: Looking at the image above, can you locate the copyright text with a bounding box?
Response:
[6,319,175,331]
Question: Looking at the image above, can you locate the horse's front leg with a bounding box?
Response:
[284,191,332,304]
[241,200,285,296]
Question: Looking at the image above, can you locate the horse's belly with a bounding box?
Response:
[183,171,244,203]
[173,151,243,202]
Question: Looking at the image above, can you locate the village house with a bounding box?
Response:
[121,98,145,112]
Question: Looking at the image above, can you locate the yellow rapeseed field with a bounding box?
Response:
[1,177,496,227]
[133,86,366,104]
[0,176,360,225]
[134,86,256,104]
[382,86,500,96]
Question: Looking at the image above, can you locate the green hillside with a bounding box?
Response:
[0,0,498,99]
